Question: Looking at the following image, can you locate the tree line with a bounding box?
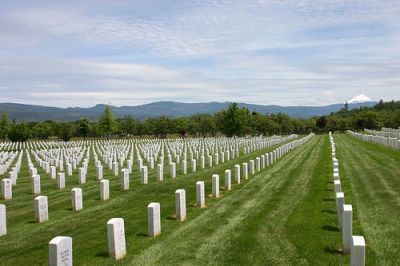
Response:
[0,101,398,142]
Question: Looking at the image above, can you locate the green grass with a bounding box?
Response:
[335,134,400,265]
[1,134,399,265]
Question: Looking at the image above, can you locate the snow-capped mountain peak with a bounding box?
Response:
[348,94,372,103]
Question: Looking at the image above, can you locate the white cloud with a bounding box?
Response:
[0,0,399,107]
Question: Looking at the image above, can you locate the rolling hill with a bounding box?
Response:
[0,101,377,122]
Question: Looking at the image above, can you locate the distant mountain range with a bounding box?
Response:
[0,101,377,122]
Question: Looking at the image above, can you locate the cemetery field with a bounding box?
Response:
[1,134,399,265]
[334,134,400,265]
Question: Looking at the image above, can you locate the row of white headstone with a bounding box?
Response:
[365,127,400,139]
[43,133,315,264]
[329,132,365,266]
[2,135,298,202]
[0,135,301,243]
[0,134,304,239]
[348,130,400,150]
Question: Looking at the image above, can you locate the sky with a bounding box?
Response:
[0,0,399,107]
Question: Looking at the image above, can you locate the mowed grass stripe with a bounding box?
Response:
[336,134,400,265]
[128,135,321,265]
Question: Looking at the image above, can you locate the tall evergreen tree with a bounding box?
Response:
[0,112,9,141]
[99,106,115,139]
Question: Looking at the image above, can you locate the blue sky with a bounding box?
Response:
[0,0,399,107]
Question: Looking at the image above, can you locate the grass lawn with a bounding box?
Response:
[1,134,399,265]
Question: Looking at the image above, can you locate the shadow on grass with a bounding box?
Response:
[322,225,339,232]
[136,232,148,237]
[322,209,336,214]
[323,246,342,255]
[323,198,335,202]
[325,188,333,192]
[166,215,176,220]
[95,251,109,258]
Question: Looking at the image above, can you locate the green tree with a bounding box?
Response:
[0,112,10,140]
[32,122,52,139]
[316,116,327,132]
[118,116,139,137]
[57,122,73,141]
[99,106,115,139]
[189,114,216,137]
[146,116,172,138]
[216,103,251,137]
[79,118,90,139]
[8,123,30,142]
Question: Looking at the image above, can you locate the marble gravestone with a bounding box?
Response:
[212,174,220,198]
[0,204,6,236]
[31,174,41,195]
[148,202,161,237]
[141,166,148,184]
[71,188,83,211]
[96,165,103,180]
[350,236,366,266]
[196,181,205,208]
[121,169,129,190]
[234,164,241,184]
[224,170,231,191]
[57,173,65,189]
[35,195,49,223]
[157,164,163,181]
[107,218,126,260]
[175,189,186,221]
[1,179,12,200]
[342,204,353,253]
[49,236,72,266]
[100,180,109,201]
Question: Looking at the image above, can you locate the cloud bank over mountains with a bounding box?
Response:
[0,0,399,107]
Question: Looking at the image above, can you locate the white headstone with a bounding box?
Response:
[175,189,186,221]
[182,160,187,175]
[242,162,248,179]
[191,159,196,172]
[107,218,126,260]
[113,162,118,176]
[224,170,231,191]
[35,195,49,223]
[100,180,109,201]
[121,169,129,190]
[157,164,163,181]
[0,204,6,236]
[1,179,12,200]
[49,236,73,266]
[67,163,72,176]
[256,157,261,172]
[96,165,103,180]
[57,173,65,189]
[148,202,161,237]
[50,166,56,179]
[170,163,176,178]
[350,236,366,266]
[336,192,344,227]
[78,167,86,184]
[234,164,241,184]
[141,166,148,184]
[249,160,255,175]
[196,181,205,208]
[212,174,220,198]
[334,180,341,193]
[31,174,41,195]
[342,204,353,253]
[71,188,83,211]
